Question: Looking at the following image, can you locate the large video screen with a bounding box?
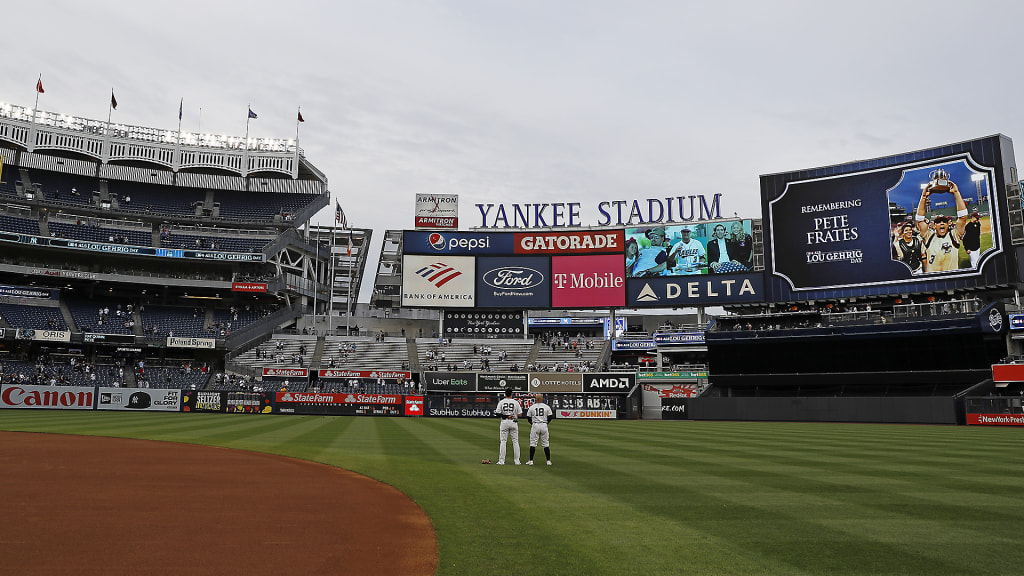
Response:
[625,221,755,277]
[761,135,1017,300]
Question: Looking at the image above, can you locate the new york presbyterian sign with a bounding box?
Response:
[474,194,723,228]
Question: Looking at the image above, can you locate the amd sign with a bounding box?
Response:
[583,373,636,393]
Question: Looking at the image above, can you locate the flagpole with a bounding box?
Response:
[329,223,336,335]
[107,88,114,125]
[198,107,202,134]
[347,229,353,338]
[33,75,41,116]
[312,226,319,323]
[30,75,42,152]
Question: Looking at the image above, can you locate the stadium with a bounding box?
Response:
[2,101,1023,575]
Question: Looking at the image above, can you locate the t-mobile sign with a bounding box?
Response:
[551,255,625,308]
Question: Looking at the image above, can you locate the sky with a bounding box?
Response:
[2,0,1023,302]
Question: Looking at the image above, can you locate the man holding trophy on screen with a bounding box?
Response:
[915,168,970,272]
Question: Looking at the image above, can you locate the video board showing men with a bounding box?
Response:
[625,221,753,277]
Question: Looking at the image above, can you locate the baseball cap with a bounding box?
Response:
[126,391,151,409]
[646,226,666,238]
[678,226,693,233]
[971,211,980,218]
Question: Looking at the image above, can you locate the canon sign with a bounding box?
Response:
[1,385,94,409]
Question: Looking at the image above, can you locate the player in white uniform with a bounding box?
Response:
[668,227,706,274]
[494,388,522,465]
[525,393,554,466]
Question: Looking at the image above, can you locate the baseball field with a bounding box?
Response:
[3,411,1023,575]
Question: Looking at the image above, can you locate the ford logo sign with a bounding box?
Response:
[483,267,544,289]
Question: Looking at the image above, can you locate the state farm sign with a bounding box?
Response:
[317,370,411,379]
[262,368,308,378]
[1,385,94,409]
[276,392,401,405]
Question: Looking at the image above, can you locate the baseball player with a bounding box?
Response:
[525,393,554,466]
[494,388,522,465]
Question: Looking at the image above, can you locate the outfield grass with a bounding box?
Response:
[2,411,1023,575]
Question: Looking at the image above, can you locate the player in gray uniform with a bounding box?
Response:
[494,388,522,465]
[525,393,554,466]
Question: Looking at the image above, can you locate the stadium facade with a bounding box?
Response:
[2,101,1023,425]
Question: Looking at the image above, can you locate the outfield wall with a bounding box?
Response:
[689,396,958,424]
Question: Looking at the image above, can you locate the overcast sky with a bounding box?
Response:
[3,0,1023,300]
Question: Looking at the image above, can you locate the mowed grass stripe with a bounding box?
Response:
[559,452,988,576]
[3,412,1024,575]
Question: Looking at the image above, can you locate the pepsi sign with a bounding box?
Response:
[403,231,513,255]
[476,257,551,308]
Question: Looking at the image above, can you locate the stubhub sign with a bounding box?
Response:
[403,231,514,255]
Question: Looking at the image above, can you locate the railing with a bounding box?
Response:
[892,298,983,319]
[0,102,303,178]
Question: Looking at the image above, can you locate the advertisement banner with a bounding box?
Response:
[231,282,268,292]
[402,255,476,308]
[423,372,476,392]
[275,392,402,405]
[415,194,459,229]
[426,393,498,418]
[551,255,625,308]
[403,231,514,255]
[582,373,635,393]
[513,230,624,255]
[549,394,620,411]
[0,385,94,410]
[274,392,403,416]
[183,390,226,413]
[627,273,764,307]
[476,256,551,308]
[528,373,583,393]
[317,369,411,380]
[661,398,690,420]
[262,368,309,378]
[167,336,216,349]
[768,154,999,291]
[15,329,71,342]
[966,413,1024,426]
[477,373,529,392]
[226,391,274,413]
[638,372,708,380]
[555,409,616,419]
[653,332,706,345]
[404,395,425,416]
[992,364,1024,382]
[612,339,656,351]
[0,284,56,299]
[96,388,181,411]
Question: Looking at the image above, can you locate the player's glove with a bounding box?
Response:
[481,458,492,464]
